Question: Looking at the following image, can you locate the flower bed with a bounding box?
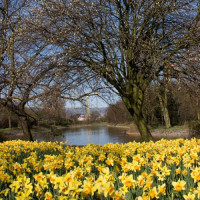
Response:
[0,139,200,199]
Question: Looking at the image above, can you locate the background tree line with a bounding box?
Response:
[105,81,199,128]
[1,77,199,130]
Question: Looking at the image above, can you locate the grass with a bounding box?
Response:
[0,127,20,132]
[151,124,189,131]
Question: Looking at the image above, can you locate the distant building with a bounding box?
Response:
[77,115,86,121]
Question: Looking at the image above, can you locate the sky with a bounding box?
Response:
[66,96,108,109]
[65,94,121,109]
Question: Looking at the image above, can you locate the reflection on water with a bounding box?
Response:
[35,125,141,145]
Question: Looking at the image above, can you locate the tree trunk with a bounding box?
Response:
[122,95,153,142]
[19,116,33,141]
[133,110,153,142]
[4,102,34,141]
[162,107,171,128]
[157,88,171,129]
[156,82,171,129]
[198,111,200,121]
[8,112,12,129]
[196,100,200,121]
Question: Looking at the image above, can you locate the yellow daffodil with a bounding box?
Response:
[183,192,195,200]
[158,184,166,195]
[81,180,95,196]
[2,138,200,199]
[119,173,136,189]
[172,179,186,192]
[148,187,159,199]
[45,192,54,200]
[191,167,200,183]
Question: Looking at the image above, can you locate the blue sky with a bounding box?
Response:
[65,93,121,109]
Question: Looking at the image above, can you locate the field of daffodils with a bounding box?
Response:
[0,139,200,199]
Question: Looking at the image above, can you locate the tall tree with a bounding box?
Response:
[0,0,76,140]
[37,0,199,141]
[0,0,102,140]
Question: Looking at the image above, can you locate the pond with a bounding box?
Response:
[35,125,141,145]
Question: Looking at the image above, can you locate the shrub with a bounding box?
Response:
[188,120,200,137]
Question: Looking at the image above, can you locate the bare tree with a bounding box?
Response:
[36,0,200,141]
[0,0,84,140]
[38,88,67,125]
[0,0,105,140]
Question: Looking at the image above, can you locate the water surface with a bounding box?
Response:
[35,125,141,145]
